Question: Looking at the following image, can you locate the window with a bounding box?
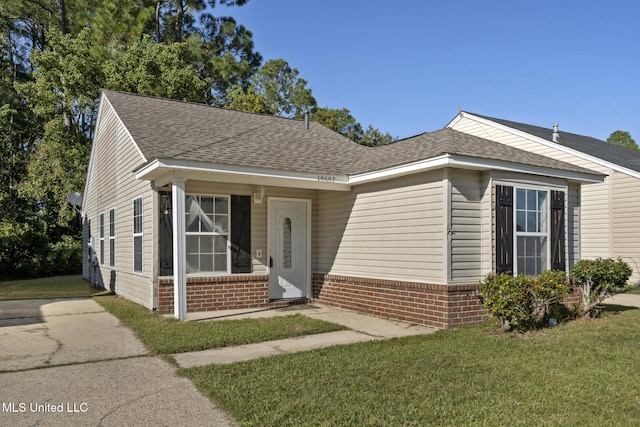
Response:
[495,185,564,276]
[515,188,548,276]
[283,218,292,269]
[109,208,115,267]
[99,213,105,265]
[133,197,143,273]
[185,195,229,274]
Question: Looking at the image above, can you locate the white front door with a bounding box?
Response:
[268,199,309,299]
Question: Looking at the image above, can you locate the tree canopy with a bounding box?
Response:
[0,0,396,279]
[607,130,639,151]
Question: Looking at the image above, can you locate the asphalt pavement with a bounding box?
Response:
[0,298,237,427]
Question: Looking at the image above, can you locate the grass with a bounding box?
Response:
[0,275,106,300]
[184,305,640,426]
[94,294,347,354]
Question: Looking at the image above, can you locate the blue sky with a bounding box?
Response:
[224,0,640,141]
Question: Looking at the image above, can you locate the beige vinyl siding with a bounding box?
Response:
[82,99,154,308]
[611,172,640,282]
[480,172,493,277]
[113,113,154,308]
[82,145,99,280]
[449,169,484,283]
[450,116,612,260]
[580,176,612,259]
[315,171,445,283]
[567,182,580,269]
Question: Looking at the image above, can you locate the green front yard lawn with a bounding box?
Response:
[0,275,105,300]
[95,294,347,354]
[184,305,640,426]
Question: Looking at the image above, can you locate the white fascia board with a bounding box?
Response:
[457,112,640,180]
[348,155,451,184]
[349,154,604,186]
[448,155,605,183]
[135,158,351,191]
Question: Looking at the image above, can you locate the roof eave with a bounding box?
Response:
[348,154,605,186]
[135,158,351,191]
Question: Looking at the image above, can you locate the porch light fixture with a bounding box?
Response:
[253,186,265,204]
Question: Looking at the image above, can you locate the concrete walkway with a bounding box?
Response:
[0,298,237,427]
[172,304,438,368]
[605,293,640,308]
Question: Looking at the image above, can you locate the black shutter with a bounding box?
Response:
[159,191,173,276]
[550,190,566,271]
[495,185,514,275]
[231,195,252,273]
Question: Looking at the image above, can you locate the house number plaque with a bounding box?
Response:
[317,176,336,183]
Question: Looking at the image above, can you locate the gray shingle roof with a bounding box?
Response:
[470,113,640,173]
[103,90,367,175]
[102,91,600,178]
[349,128,598,175]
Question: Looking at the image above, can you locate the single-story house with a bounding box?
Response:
[82,91,603,329]
[448,112,640,283]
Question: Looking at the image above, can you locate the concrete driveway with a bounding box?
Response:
[0,298,236,426]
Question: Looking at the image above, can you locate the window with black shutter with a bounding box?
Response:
[158,192,252,275]
[495,185,566,276]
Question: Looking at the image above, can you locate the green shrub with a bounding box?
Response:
[0,221,47,279]
[0,220,81,280]
[479,270,571,331]
[531,269,572,319]
[571,258,633,317]
[479,273,534,331]
[45,235,82,276]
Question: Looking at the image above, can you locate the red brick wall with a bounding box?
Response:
[312,274,488,329]
[157,275,269,314]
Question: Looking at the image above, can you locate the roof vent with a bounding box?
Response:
[552,123,559,142]
[304,109,310,130]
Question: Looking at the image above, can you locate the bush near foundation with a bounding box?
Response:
[571,258,632,317]
[479,270,571,332]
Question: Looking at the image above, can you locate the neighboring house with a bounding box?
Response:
[448,112,640,283]
[82,91,603,329]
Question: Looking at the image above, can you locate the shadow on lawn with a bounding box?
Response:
[602,303,639,313]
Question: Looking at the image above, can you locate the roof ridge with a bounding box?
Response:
[102,89,309,124]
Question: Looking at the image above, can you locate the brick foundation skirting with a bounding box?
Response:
[157,275,271,314]
[312,273,489,329]
[157,273,582,328]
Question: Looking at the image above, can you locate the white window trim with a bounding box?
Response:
[133,197,143,274]
[109,208,115,268]
[512,185,565,276]
[185,194,231,276]
[99,212,105,266]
